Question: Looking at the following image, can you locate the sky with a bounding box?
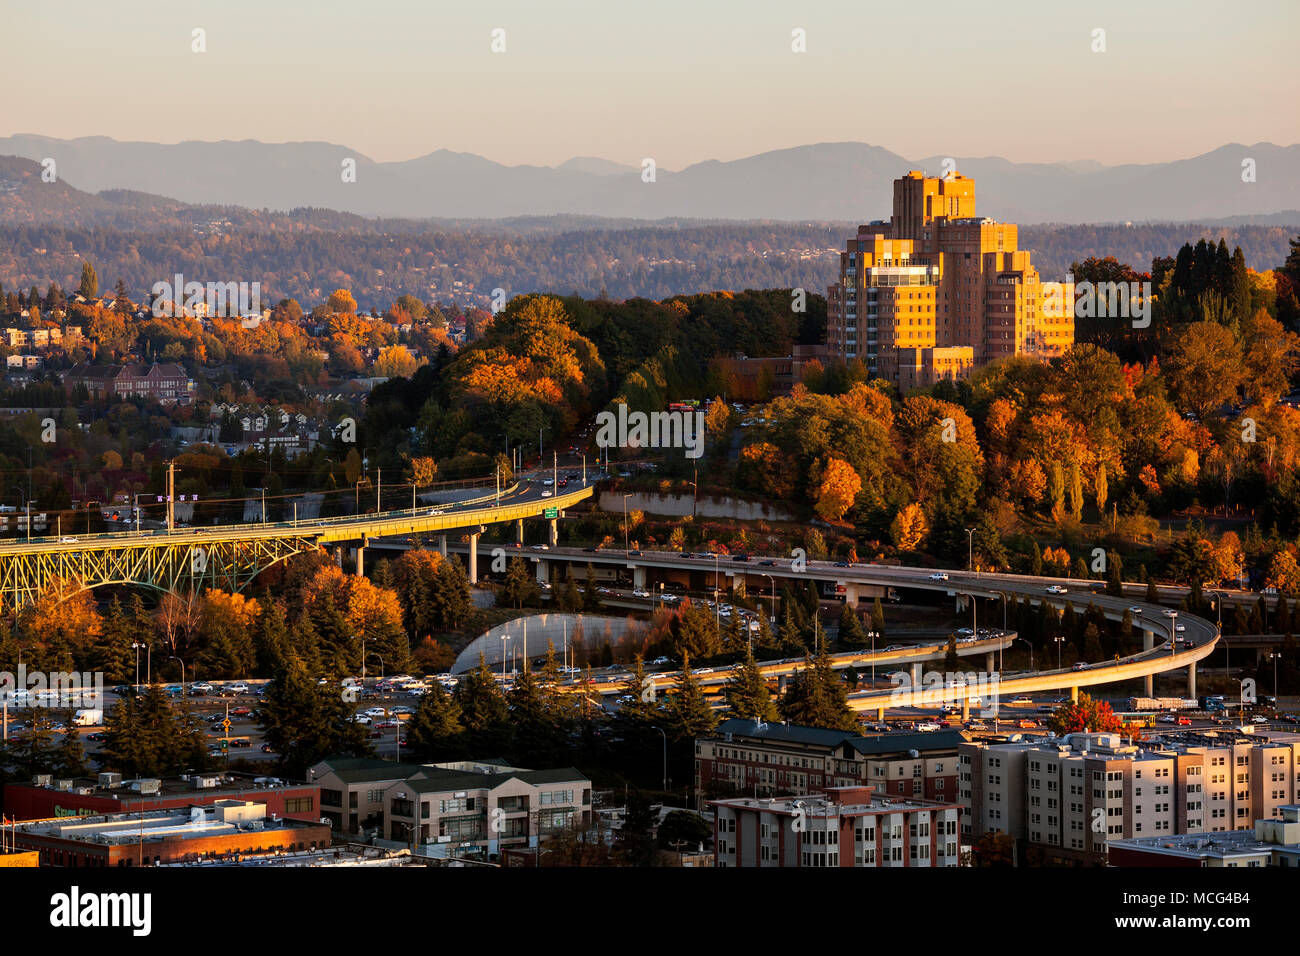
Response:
[3,0,1297,170]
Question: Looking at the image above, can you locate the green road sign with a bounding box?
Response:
[543,508,558,519]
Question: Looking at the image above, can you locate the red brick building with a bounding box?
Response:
[696,719,966,808]
[3,772,320,824]
[63,362,195,405]
[711,786,962,867]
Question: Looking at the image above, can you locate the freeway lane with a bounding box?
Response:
[485,546,1219,708]
[0,479,594,555]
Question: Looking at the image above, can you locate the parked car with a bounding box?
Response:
[190,682,214,695]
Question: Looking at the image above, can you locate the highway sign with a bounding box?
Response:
[221,718,231,732]
[543,508,558,519]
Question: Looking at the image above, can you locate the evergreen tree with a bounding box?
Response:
[454,656,509,752]
[78,261,98,300]
[660,653,718,743]
[723,644,778,722]
[871,597,886,635]
[59,713,88,777]
[259,653,372,778]
[837,603,868,649]
[777,647,858,732]
[405,682,465,762]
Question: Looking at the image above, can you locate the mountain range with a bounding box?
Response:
[0,136,1297,224]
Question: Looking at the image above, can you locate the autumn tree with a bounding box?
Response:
[890,503,929,551]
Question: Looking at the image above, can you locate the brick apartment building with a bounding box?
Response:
[959,728,1300,864]
[826,170,1074,389]
[711,785,962,867]
[695,719,966,808]
[63,361,195,405]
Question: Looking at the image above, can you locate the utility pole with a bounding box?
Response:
[377,468,382,513]
[167,461,175,532]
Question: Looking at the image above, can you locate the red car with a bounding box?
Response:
[1177,716,1193,726]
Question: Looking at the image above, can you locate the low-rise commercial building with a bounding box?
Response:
[10,800,330,867]
[1109,805,1300,867]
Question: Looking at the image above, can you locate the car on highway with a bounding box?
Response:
[929,572,949,581]
[956,628,974,636]
[60,536,79,543]
[1161,608,1177,618]
[1046,585,1069,595]
[1071,662,1089,671]
[732,555,751,562]
[758,559,776,567]
[1175,624,1186,632]
[530,544,549,551]
[1157,714,1177,723]
[541,491,553,497]
[1009,696,1033,705]
[1253,715,1270,724]
[428,509,445,516]
[632,589,650,598]
[1128,606,1144,615]
[650,656,670,666]
[1017,719,1038,729]
[1176,717,1193,726]
[190,682,214,695]
[695,668,714,675]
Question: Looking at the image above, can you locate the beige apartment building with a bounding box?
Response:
[826,170,1073,389]
[959,728,1300,865]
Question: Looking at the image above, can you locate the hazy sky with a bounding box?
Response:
[4,0,1296,169]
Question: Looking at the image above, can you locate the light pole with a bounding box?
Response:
[26,500,35,543]
[622,494,632,555]
[649,725,667,792]
[965,528,975,576]
[761,573,775,625]
[867,629,878,687]
[1015,637,1034,670]
[1270,650,1282,702]
[1054,635,1065,671]
[132,642,143,690]
[501,635,509,680]
[1168,612,1178,656]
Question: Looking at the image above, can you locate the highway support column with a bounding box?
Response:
[468,532,479,584]
[439,534,447,558]
[1187,661,1196,699]
[549,517,558,548]
[516,519,524,547]
[1142,629,1154,696]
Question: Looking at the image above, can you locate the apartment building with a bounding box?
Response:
[826,170,1073,388]
[382,762,591,859]
[695,718,966,808]
[959,728,1300,864]
[710,785,962,868]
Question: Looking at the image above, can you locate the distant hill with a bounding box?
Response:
[0,135,1296,222]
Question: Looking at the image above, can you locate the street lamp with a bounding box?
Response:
[169,656,186,695]
[1015,637,1035,670]
[1168,612,1178,656]
[964,528,975,576]
[1270,650,1282,702]
[760,573,776,624]
[1054,635,1065,670]
[501,634,509,680]
[622,494,632,556]
[649,725,667,792]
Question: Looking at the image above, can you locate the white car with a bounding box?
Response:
[632,589,650,598]
[60,536,79,544]
[530,544,549,551]
[352,715,372,725]
[916,722,941,732]
[1128,606,1144,615]
[929,572,949,581]
[364,707,388,718]
[227,682,250,695]
[428,509,445,516]
[1175,624,1186,632]
[1046,585,1069,595]
[541,491,553,498]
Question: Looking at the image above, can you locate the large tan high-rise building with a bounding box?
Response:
[826,170,1073,388]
